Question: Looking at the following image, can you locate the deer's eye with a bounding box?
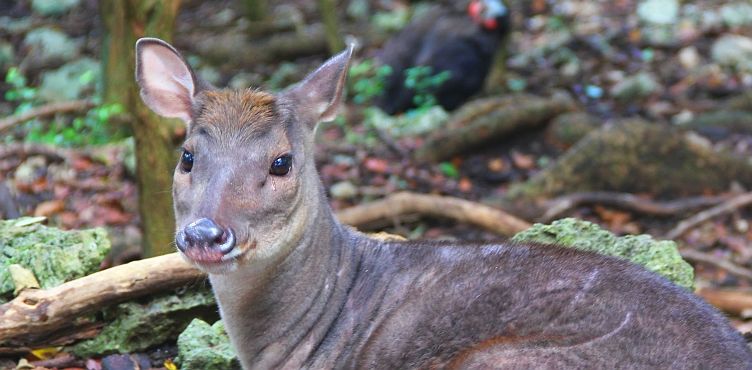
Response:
[270,154,292,176]
[180,150,194,173]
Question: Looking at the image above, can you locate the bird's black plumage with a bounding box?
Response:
[375,1,510,115]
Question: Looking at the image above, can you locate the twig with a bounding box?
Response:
[335,191,532,236]
[680,249,752,281]
[0,100,95,134]
[30,353,81,369]
[697,288,752,317]
[371,126,409,158]
[0,142,73,162]
[541,192,733,222]
[665,192,752,240]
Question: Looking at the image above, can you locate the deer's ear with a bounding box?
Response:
[135,38,198,125]
[285,44,354,127]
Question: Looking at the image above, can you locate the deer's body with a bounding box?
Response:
[135,38,752,369]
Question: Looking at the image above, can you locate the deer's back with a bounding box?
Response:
[324,240,752,369]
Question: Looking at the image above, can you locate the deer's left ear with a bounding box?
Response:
[285,44,354,127]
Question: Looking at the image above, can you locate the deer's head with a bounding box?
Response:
[135,38,352,273]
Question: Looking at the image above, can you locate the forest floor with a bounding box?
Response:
[1,0,752,367]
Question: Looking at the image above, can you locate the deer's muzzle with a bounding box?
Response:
[176,218,236,263]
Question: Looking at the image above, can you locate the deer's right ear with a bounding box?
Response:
[135,38,198,125]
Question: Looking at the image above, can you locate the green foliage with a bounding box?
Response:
[349,59,392,105]
[5,67,36,114]
[438,162,459,179]
[349,59,450,114]
[403,66,451,112]
[4,67,126,147]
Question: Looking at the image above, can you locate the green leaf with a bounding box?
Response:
[439,162,460,179]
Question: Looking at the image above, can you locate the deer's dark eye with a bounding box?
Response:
[270,154,292,176]
[180,150,194,173]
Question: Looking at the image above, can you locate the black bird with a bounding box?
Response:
[375,0,510,115]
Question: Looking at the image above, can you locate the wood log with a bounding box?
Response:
[0,253,205,345]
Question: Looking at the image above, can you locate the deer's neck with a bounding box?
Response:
[208,189,363,369]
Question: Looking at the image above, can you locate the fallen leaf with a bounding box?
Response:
[364,158,389,174]
[34,200,65,218]
[458,177,473,192]
[487,158,506,172]
[511,151,535,170]
[30,347,62,360]
[164,359,178,370]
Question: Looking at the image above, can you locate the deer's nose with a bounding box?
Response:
[177,218,235,255]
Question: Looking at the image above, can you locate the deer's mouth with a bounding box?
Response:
[176,218,258,270]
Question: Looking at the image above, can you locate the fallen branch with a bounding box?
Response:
[680,249,752,282]
[665,192,752,240]
[336,191,532,236]
[0,142,72,162]
[0,100,95,134]
[541,192,733,222]
[697,288,752,317]
[0,253,205,346]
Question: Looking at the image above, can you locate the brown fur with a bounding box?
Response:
[192,89,277,136]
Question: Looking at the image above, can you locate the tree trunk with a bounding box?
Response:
[318,0,344,53]
[100,0,182,257]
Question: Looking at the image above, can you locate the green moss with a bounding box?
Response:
[177,319,240,370]
[506,120,752,201]
[0,217,110,303]
[512,218,694,290]
[70,287,218,357]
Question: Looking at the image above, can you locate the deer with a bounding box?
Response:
[134,37,752,369]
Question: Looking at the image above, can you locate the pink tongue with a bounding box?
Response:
[184,247,224,263]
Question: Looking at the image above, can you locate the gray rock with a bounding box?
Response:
[22,27,81,69]
[0,16,32,35]
[720,2,752,28]
[330,181,358,200]
[610,72,660,101]
[38,57,99,102]
[228,72,263,90]
[712,34,752,72]
[197,65,222,86]
[637,0,679,25]
[31,0,81,16]
[0,40,14,68]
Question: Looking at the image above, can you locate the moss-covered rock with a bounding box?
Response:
[69,287,218,357]
[544,111,601,149]
[512,218,694,290]
[0,217,110,303]
[415,94,576,161]
[177,319,240,370]
[505,120,752,202]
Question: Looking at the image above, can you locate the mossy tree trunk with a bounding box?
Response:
[100,0,182,257]
[319,0,344,53]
